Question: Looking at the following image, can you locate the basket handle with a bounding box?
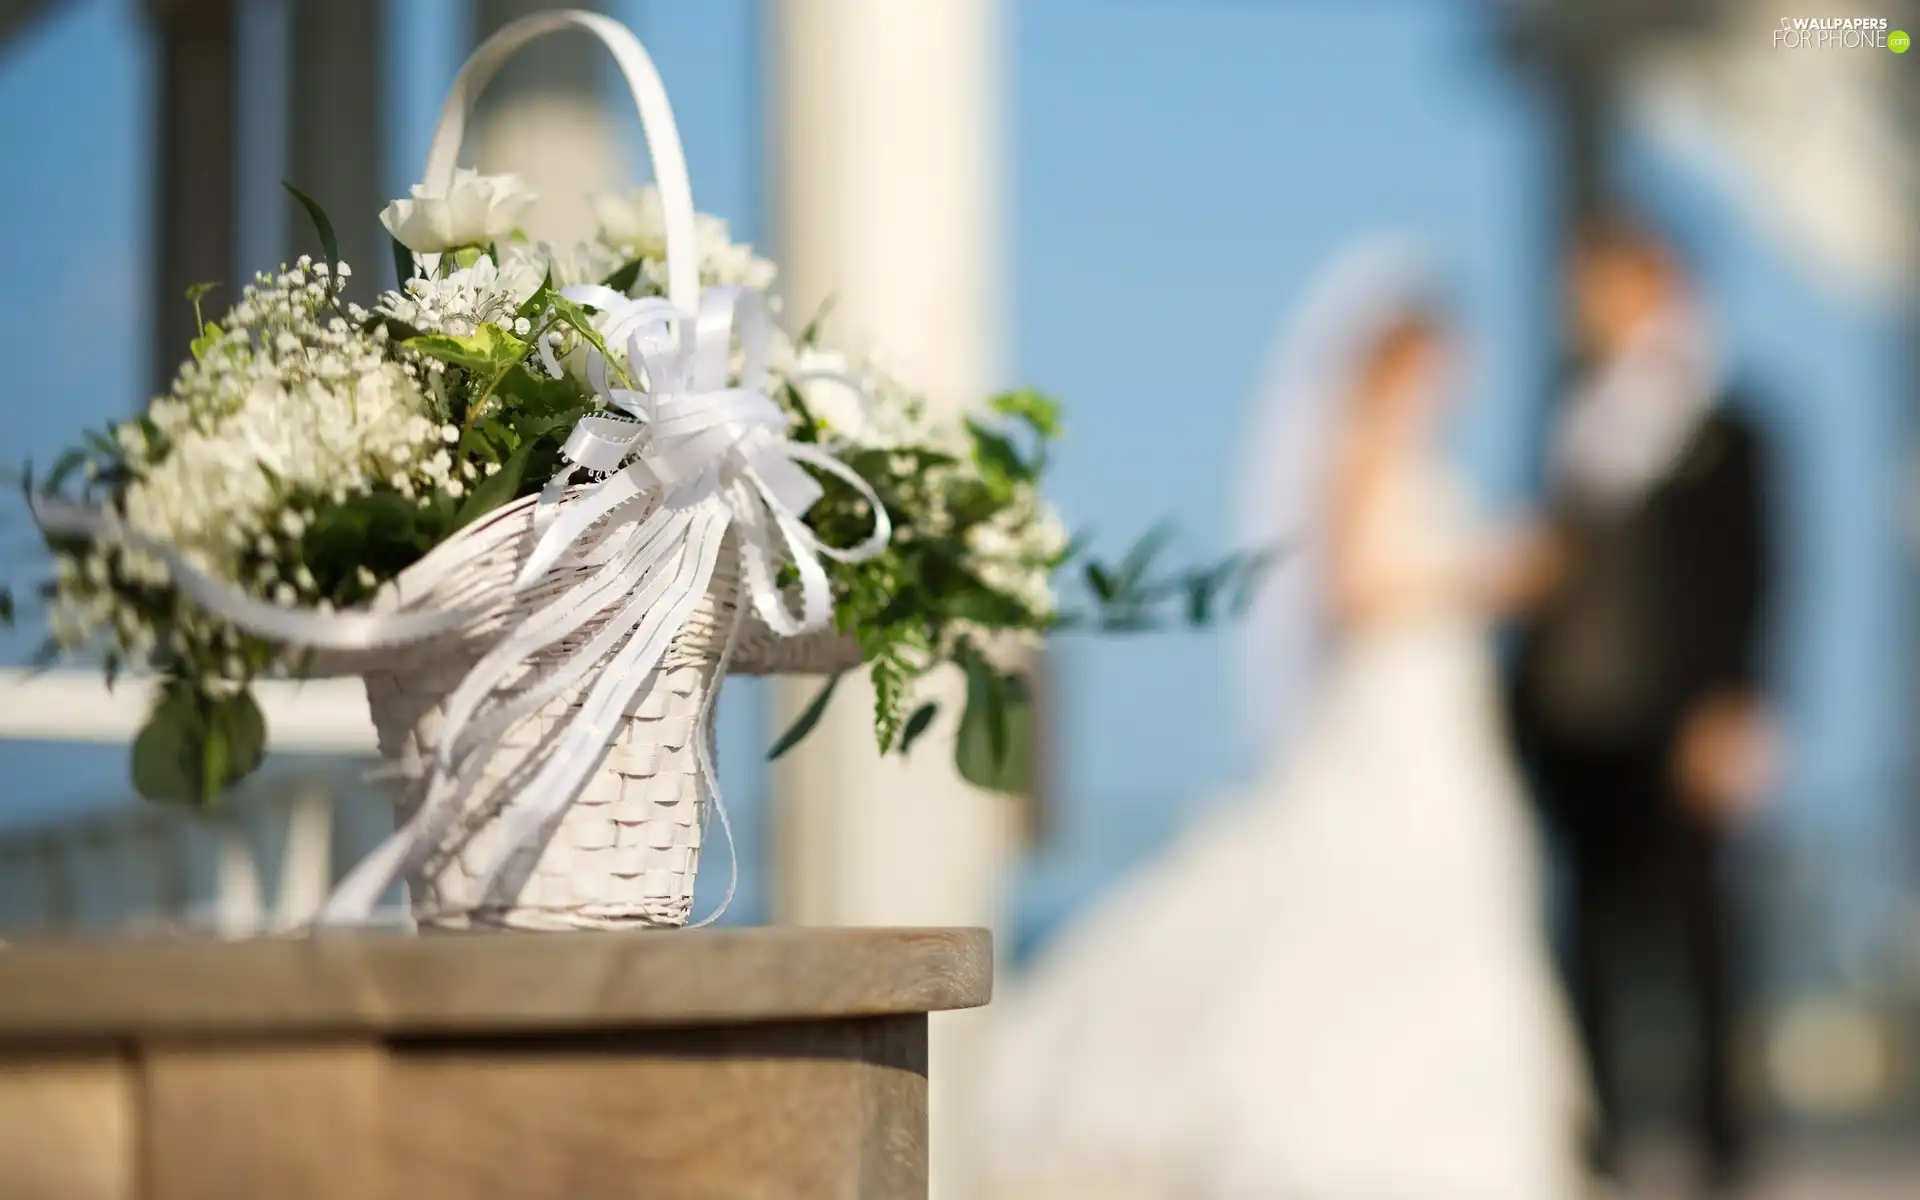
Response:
[419,9,699,313]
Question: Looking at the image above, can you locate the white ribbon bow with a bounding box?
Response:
[318,284,889,923]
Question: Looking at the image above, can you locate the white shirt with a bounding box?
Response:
[1556,302,1721,515]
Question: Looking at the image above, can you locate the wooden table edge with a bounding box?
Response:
[0,926,993,1040]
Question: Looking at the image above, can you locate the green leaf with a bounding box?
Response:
[454,435,537,529]
[1229,546,1283,616]
[1186,572,1216,625]
[26,633,59,674]
[200,719,227,804]
[42,448,89,495]
[189,322,222,363]
[403,324,529,374]
[955,662,1033,795]
[132,685,268,805]
[966,417,1034,488]
[495,365,589,420]
[477,412,520,441]
[360,312,425,344]
[1117,521,1176,591]
[0,587,13,627]
[206,689,267,802]
[1182,557,1250,627]
[950,584,1033,629]
[1055,527,1093,568]
[898,702,938,756]
[541,292,618,378]
[1085,561,1116,602]
[961,646,1004,771]
[390,235,416,286]
[601,258,643,294]
[989,388,1063,440]
[132,689,201,803]
[767,673,842,760]
[780,381,822,445]
[514,281,554,322]
[282,181,341,287]
[870,646,917,750]
[82,430,120,462]
[797,295,838,349]
[184,281,220,331]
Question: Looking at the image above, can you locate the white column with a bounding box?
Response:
[213,823,264,939]
[767,4,1012,1196]
[272,781,335,931]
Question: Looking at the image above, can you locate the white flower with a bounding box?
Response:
[592,187,668,249]
[498,239,620,292]
[117,265,443,594]
[590,186,777,292]
[377,255,538,339]
[380,169,535,254]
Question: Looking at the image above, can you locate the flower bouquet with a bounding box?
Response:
[16,11,1265,930]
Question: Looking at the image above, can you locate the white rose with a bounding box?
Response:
[380,169,535,254]
[592,187,667,251]
[498,239,621,291]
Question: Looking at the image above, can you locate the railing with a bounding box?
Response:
[0,669,389,935]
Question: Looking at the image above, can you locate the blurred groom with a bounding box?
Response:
[1510,210,1776,1194]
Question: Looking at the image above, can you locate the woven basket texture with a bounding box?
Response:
[337,490,858,929]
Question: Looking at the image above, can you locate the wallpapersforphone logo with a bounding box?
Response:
[1772,15,1905,49]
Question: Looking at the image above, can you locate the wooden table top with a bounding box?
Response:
[0,927,992,1039]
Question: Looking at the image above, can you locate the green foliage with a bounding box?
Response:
[0,586,13,626]
[188,323,223,363]
[601,257,644,294]
[766,389,1070,778]
[282,181,342,289]
[990,388,1063,440]
[539,289,621,381]
[272,486,460,606]
[185,282,222,360]
[390,235,416,286]
[796,296,838,349]
[1058,527,1283,634]
[767,673,842,761]
[869,642,917,751]
[404,324,544,430]
[41,449,88,495]
[953,639,1033,795]
[455,436,537,528]
[131,680,267,805]
[898,701,938,755]
[404,324,529,376]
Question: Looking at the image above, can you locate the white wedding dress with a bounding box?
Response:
[981,463,1588,1200]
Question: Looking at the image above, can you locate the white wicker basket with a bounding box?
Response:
[336,488,857,931]
[329,12,861,930]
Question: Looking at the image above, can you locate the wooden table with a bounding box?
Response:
[0,926,992,1199]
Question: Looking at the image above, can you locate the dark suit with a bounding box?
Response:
[1511,402,1772,1182]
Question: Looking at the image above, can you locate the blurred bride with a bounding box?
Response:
[980,239,1587,1199]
